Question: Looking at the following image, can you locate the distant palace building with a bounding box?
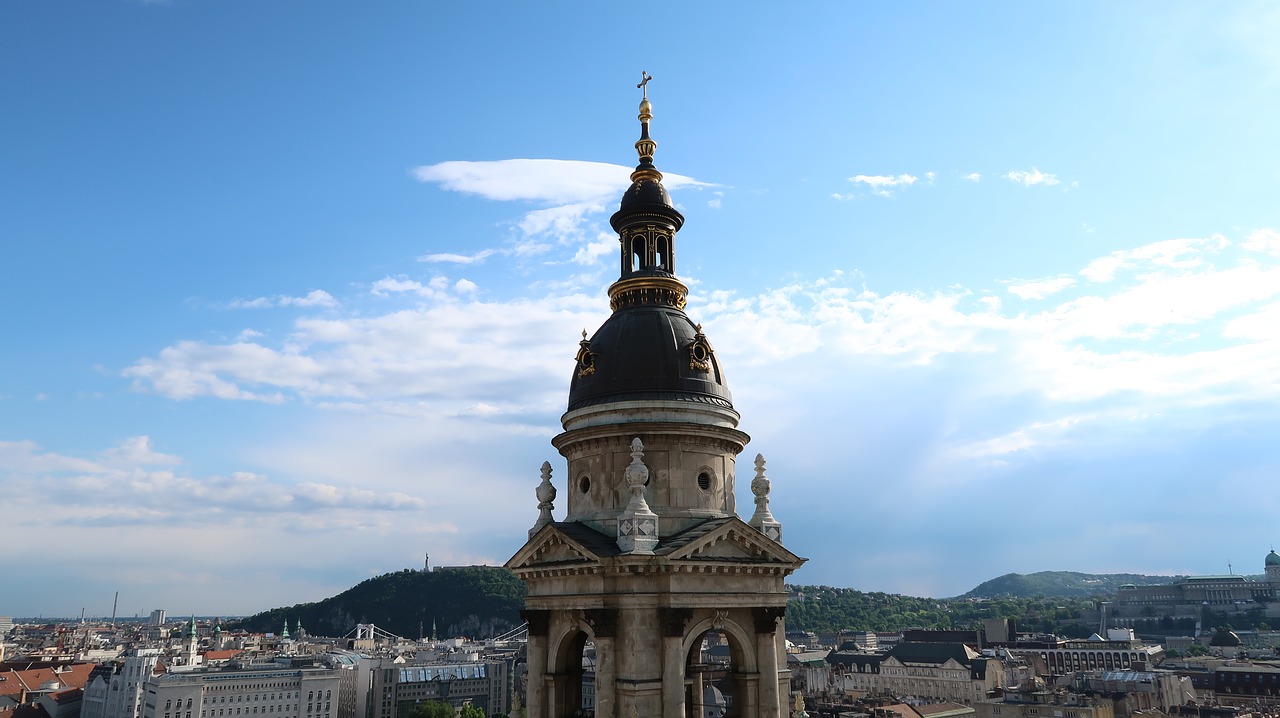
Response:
[1114,550,1280,608]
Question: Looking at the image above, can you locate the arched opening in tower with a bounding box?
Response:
[685,629,746,718]
[550,629,592,718]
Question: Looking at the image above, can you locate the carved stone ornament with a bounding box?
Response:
[521,609,551,637]
[752,606,785,634]
[583,608,619,638]
[747,454,783,542]
[711,610,729,630]
[658,607,693,637]
[530,461,557,538]
[616,438,659,554]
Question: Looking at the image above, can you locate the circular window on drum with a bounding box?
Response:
[697,469,714,492]
[578,475,591,494]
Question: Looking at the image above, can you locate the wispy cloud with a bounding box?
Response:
[963,172,982,183]
[848,173,919,198]
[1080,235,1226,282]
[1007,277,1077,300]
[0,436,428,527]
[1005,168,1060,187]
[228,290,337,309]
[418,249,496,265]
[412,159,712,267]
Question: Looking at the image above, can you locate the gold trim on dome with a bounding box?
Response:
[635,138,657,163]
[688,324,714,372]
[575,329,597,378]
[630,167,662,183]
[608,276,688,311]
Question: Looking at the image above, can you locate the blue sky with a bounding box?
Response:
[4,1,1280,619]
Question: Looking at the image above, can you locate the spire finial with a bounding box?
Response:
[632,72,659,179]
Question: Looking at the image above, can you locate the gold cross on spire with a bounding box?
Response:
[637,71,652,98]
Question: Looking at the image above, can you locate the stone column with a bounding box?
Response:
[660,608,692,718]
[753,608,785,718]
[585,609,619,718]
[522,610,550,718]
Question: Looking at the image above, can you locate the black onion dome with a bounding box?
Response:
[567,304,733,412]
[609,178,684,233]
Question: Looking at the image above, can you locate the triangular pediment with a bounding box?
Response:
[664,517,804,567]
[505,522,608,571]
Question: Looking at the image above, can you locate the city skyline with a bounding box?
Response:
[3,2,1280,617]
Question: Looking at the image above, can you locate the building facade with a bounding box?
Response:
[823,643,1001,704]
[83,649,164,718]
[141,664,341,718]
[1115,550,1280,608]
[368,660,508,718]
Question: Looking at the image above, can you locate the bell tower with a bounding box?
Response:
[507,75,805,718]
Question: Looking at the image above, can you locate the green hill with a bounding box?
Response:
[959,571,1183,599]
[225,568,1204,640]
[228,567,526,639]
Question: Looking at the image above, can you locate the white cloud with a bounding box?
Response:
[412,159,711,269]
[0,436,427,527]
[372,276,450,299]
[1080,235,1227,282]
[412,159,709,204]
[1242,228,1280,256]
[1007,277,1077,300]
[1005,168,1060,187]
[100,435,182,467]
[849,173,919,197]
[963,172,982,183]
[229,290,337,309]
[418,249,495,265]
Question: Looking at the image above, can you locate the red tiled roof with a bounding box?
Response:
[199,650,242,661]
[878,704,923,718]
[915,703,975,718]
[0,664,96,701]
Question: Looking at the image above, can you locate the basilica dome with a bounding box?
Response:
[566,304,732,411]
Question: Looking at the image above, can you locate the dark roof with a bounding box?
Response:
[567,305,734,412]
[826,651,883,670]
[551,516,739,558]
[886,642,989,679]
[1209,629,1243,647]
[552,522,622,558]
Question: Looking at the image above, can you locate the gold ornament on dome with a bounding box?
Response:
[688,324,714,372]
[575,329,597,378]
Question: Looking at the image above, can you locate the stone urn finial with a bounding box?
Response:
[617,438,659,554]
[529,461,556,538]
[748,453,782,542]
